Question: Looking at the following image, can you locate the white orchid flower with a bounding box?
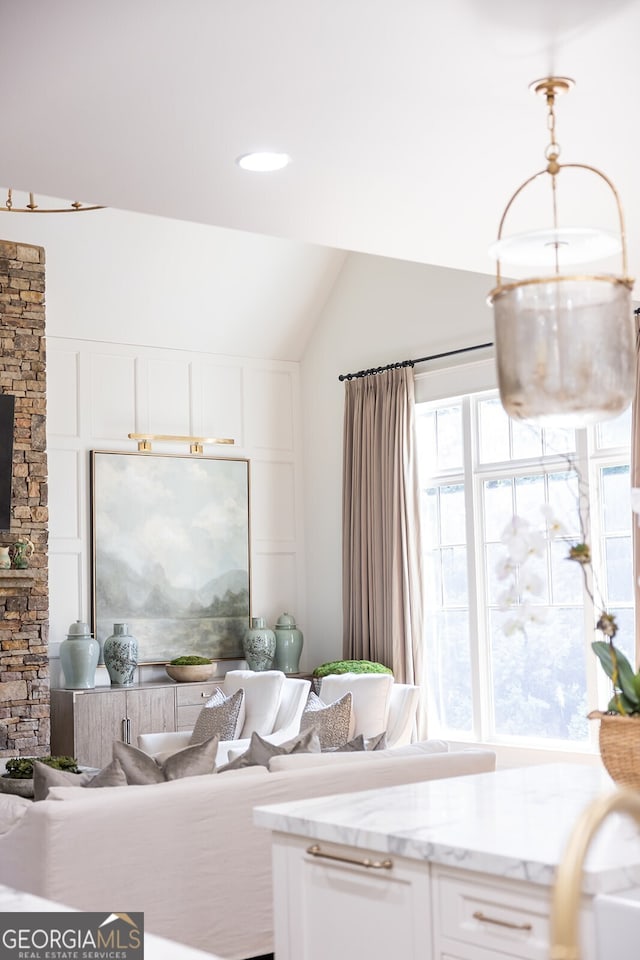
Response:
[503,616,526,637]
[520,570,545,597]
[540,503,567,539]
[497,584,519,610]
[495,556,516,581]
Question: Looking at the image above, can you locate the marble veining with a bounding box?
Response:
[254,761,640,895]
[0,883,222,959]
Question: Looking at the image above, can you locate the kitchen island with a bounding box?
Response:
[254,762,640,960]
[0,883,224,960]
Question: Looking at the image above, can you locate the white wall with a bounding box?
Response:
[0,206,341,685]
[47,337,306,683]
[300,252,496,668]
[3,205,500,681]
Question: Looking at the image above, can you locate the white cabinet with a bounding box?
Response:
[432,867,553,960]
[431,866,597,960]
[270,838,598,960]
[271,833,431,960]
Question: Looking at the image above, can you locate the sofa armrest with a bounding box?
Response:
[386,684,420,747]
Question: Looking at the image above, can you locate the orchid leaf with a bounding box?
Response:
[592,640,640,707]
[607,692,639,715]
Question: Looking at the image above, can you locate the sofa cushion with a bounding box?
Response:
[113,735,219,784]
[378,739,449,757]
[33,762,94,801]
[222,670,284,737]
[299,691,352,749]
[33,758,129,800]
[45,764,270,801]
[219,727,321,771]
[328,731,387,752]
[268,751,386,771]
[86,758,129,788]
[320,673,394,739]
[190,688,245,745]
[0,793,32,833]
[267,738,450,772]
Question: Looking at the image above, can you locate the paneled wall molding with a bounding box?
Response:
[46,336,306,680]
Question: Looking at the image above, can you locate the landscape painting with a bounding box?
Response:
[91,450,250,663]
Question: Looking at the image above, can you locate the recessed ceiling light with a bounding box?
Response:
[236,152,291,173]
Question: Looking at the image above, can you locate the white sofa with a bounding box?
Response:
[141,670,420,764]
[0,745,496,960]
[140,670,311,766]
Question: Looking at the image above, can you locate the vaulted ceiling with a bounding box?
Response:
[2,0,640,344]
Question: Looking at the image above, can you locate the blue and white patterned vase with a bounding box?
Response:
[103,622,138,686]
[242,616,276,672]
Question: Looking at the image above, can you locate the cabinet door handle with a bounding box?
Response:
[126,717,132,744]
[121,718,128,742]
[306,844,393,870]
[473,911,533,932]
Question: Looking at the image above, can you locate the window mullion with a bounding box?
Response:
[464,396,489,741]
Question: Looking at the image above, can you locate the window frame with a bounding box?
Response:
[417,388,633,758]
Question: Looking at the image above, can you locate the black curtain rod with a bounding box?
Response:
[338,341,494,382]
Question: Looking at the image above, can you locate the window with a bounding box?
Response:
[417,390,633,750]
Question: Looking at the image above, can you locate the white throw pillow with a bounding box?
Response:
[320,673,394,739]
[222,670,284,737]
[0,793,32,834]
[190,688,245,745]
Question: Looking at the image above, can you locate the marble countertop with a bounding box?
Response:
[254,761,640,895]
[0,884,223,960]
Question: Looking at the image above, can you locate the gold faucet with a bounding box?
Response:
[550,786,640,960]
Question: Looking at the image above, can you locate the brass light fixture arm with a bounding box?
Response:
[128,433,235,454]
[1,189,104,213]
[492,161,632,295]
[491,75,632,297]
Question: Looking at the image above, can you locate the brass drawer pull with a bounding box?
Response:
[306,844,393,870]
[473,910,533,932]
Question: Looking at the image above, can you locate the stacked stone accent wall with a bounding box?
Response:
[0,240,49,757]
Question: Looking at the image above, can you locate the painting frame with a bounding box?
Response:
[90,449,251,664]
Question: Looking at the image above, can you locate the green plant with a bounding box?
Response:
[312,659,393,679]
[169,655,213,666]
[592,641,640,716]
[4,755,79,780]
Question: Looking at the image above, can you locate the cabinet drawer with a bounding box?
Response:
[436,872,550,960]
[175,682,221,707]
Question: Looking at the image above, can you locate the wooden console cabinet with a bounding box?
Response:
[51,680,221,767]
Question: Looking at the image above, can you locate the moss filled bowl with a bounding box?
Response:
[165,657,215,683]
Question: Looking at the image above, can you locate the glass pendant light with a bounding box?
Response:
[487,77,635,427]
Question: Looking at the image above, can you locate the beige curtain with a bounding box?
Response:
[342,366,424,686]
[632,310,640,667]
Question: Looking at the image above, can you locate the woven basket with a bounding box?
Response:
[588,710,640,789]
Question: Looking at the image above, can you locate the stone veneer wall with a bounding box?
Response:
[0,240,49,758]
